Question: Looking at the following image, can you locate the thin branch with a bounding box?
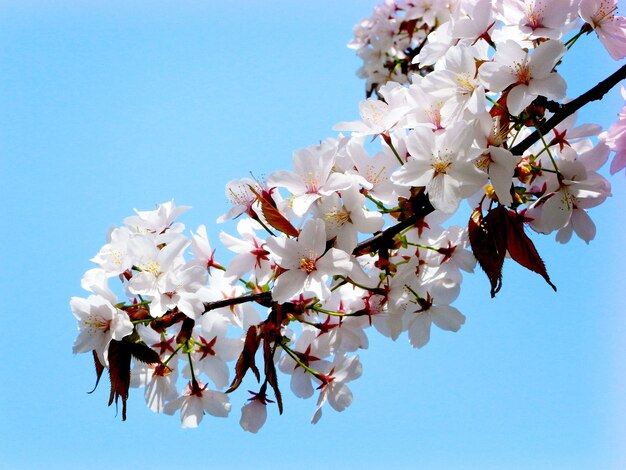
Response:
[202,292,272,314]
[353,193,434,256]
[199,66,626,313]
[511,63,626,156]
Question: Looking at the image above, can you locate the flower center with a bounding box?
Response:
[432,153,452,175]
[455,73,475,95]
[85,315,111,334]
[325,205,351,228]
[591,2,617,27]
[299,255,317,273]
[142,260,161,276]
[303,171,320,194]
[513,59,531,85]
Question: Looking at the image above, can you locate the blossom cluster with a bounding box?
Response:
[352,0,626,96]
[348,0,455,96]
[72,0,626,432]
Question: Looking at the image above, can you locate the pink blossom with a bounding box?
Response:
[580,0,626,60]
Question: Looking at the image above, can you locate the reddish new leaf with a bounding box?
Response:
[88,350,105,394]
[468,206,508,298]
[226,325,261,394]
[107,339,131,421]
[399,19,419,39]
[263,339,283,414]
[503,209,557,292]
[248,186,299,238]
[129,341,161,365]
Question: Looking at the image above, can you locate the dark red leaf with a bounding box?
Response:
[249,186,299,238]
[128,341,161,365]
[468,206,507,298]
[107,340,131,421]
[226,326,261,394]
[503,209,557,292]
[263,339,283,414]
[399,19,419,39]
[88,350,105,394]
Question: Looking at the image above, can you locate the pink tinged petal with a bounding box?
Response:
[225,253,256,280]
[428,278,461,305]
[316,248,355,277]
[298,219,327,257]
[292,193,321,216]
[158,236,189,270]
[406,125,436,159]
[555,223,574,244]
[219,231,249,254]
[428,173,461,214]
[572,208,597,243]
[240,400,267,433]
[528,74,567,101]
[216,205,247,224]
[81,268,117,303]
[272,269,308,304]
[311,390,328,424]
[358,99,390,131]
[332,355,362,383]
[488,147,519,206]
[479,62,517,92]
[327,383,353,412]
[202,390,231,418]
[267,170,308,195]
[303,273,331,301]
[610,150,626,174]
[291,369,315,398]
[333,120,376,134]
[320,172,354,194]
[110,311,134,341]
[200,357,230,390]
[529,40,566,77]
[176,293,203,320]
[537,190,573,233]
[507,84,533,116]
[180,397,204,428]
[408,314,432,349]
[265,236,301,269]
[496,40,528,67]
[215,337,243,362]
[355,210,385,234]
[430,305,465,332]
[191,224,212,259]
[145,376,177,413]
[596,17,626,60]
[391,159,435,187]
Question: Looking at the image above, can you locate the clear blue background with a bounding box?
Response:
[1,1,624,468]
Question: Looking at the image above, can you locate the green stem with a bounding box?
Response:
[280,342,322,378]
[163,343,184,366]
[384,137,405,165]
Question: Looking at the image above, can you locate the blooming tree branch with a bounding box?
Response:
[71,0,626,432]
[511,62,626,155]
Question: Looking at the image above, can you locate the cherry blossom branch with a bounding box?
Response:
[511,63,626,156]
[202,292,273,314]
[353,192,434,256]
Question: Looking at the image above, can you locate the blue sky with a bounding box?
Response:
[1,1,625,468]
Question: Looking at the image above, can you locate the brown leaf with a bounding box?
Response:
[88,350,105,394]
[468,206,507,298]
[107,340,131,421]
[263,339,283,414]
[128,341,161,365]
[503,209,557,292]
[226,326,261,394]
[399,19,419,39]
[248,186,299,238]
